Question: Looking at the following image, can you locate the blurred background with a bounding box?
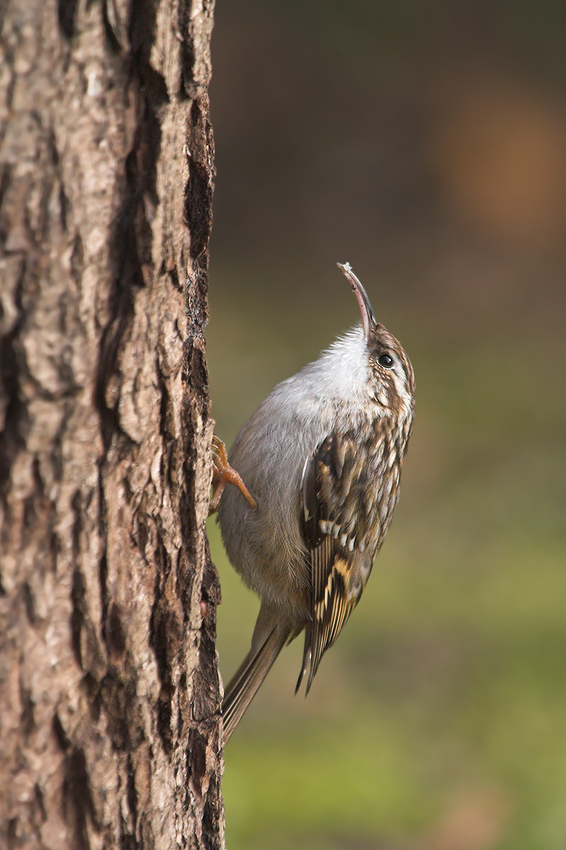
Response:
[205,2,566,848]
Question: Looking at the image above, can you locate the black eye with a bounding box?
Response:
[378,353,394,369]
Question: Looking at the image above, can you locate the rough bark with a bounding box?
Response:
[0,1,223,848]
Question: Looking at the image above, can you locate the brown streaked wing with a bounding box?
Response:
[298,433,364,691]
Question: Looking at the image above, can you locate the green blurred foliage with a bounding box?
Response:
[206,1,566,847]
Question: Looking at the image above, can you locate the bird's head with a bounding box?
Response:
[338,262,415,417]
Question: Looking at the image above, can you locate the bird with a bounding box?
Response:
[213,262,415,743]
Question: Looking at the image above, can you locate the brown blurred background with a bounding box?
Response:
[205,3,566,849]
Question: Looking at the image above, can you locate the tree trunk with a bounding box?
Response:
[0,1,223,848]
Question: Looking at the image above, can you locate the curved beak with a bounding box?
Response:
[337,262,376,341]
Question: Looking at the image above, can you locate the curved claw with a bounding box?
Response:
[209,435,258,515]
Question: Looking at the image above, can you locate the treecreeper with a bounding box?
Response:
[211,263,415,743]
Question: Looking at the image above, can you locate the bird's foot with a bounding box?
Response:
[209,435,258,514]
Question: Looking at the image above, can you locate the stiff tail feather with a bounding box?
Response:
[222,622,291,744]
